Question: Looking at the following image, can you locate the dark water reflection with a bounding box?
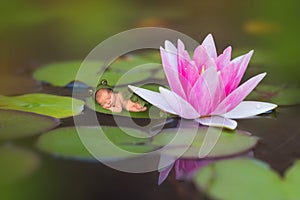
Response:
[2,155,205,200]
[239,105,300,174]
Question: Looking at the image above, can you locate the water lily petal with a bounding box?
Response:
[177,40,199,92]
[212,73,266,115]
[158,163,174,185]
[220,62,237,95]
[222,101,277,119]
[163,40,178,69]
[159,87,200,119]
[201,34,218,59]
[162,64,187,99]
[215,46,232,71]
[128,85,177,115]
[177,39,191,69]
[161,47,187,99]
[229,50,254,93]
[175,159,213,180]
[195,116,237,130]
[188,67,225,115]
[220,50,253,95]
[193,45,216,71]
[177,62,199,95]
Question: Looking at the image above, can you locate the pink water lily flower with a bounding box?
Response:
[129,34,277,130]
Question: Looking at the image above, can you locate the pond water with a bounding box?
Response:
[1,0,300,199]
[1,84,299,200]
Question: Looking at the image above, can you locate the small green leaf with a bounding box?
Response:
[193,158,285,200]
[36,126,158,161]
[0,93,84,118]
[0,109,59,140]
[0,145,40,185]
[151,127,258,159]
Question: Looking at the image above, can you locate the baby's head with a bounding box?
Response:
[94,79,115,108]
[95,88,115,108]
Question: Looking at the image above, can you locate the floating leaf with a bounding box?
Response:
[284,160,300,199]
[85,96,169,119]
[100,126,151,144]
[153,68,167,80]
[33,53,161,88]
[109,52,161,72]
[36,127,93,160]
[36,126,158,161]
[247,84,300,105]
[0,93,84,118]
[109,52,166,79]
[0,145,40,185]
[86,83,170,118]
[151,127,258,159]
[98,69,152,86]
[0,109,59,140]
[193,158,285,200]
[33,61,103,87]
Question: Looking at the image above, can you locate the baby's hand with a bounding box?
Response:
[126,101,147,112]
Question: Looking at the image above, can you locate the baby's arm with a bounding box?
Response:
[124,100,147,112]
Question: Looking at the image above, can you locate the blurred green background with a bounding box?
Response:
[1,0,300,199]
[1,0,299,95]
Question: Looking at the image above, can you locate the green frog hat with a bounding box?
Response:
[88,79,113,98]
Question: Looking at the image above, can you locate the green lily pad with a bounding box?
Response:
[193,158,285,200]
[0,109,59,140]
[153,68,167,80]
[284,160,300,199]
[247,84,300,105]
[36,126,158,161]
[109,52,161,72]
[33,61,103,87]
[98,69,152,86]
[85,97,169,119]
[151,127,258,159]
[86,83,171,119]
[33,53,162,88]
[0,93,84,118]
[100,126,151,144]
[0,145,40,185]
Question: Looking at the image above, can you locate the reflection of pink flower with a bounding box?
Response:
[158,159,213,185]
[129,34,277,129]
[159,151,254,185]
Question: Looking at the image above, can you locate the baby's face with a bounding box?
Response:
[95,89,115,108]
